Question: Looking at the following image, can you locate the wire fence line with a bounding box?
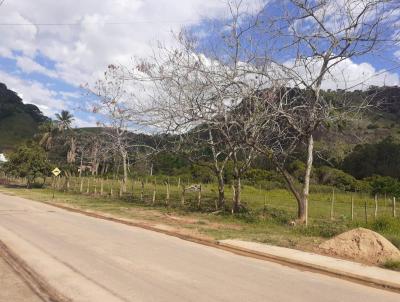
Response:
[1,175,398,223]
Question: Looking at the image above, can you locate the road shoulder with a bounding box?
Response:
[0,240,64,302]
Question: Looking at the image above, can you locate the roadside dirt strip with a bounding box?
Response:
[0,240,70,302]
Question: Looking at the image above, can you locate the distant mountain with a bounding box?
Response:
[0,83,49,152]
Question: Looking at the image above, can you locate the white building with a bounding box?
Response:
[0,153,7,163]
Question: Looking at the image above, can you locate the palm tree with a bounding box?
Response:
[55,110,74,131]
[38,120,57,151]
[55,110,76,164]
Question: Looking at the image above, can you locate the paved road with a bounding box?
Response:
[0,192,399,302]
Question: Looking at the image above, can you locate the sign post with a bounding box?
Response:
[51,167,61,199]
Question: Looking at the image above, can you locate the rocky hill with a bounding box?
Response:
[0,83,49,152]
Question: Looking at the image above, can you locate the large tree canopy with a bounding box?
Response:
[342,137,400,180]
[3,143,51,187]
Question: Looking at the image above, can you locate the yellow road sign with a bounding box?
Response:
[52,167,61,177]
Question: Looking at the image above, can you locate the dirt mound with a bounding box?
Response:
[319,227,400,265]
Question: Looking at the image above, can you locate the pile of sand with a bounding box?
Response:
[319,227,400,265]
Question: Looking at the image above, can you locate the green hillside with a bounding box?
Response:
[0,83,49,152]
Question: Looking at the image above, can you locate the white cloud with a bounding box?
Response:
[0,0,242,88]
[322,60,400,90]
[15,56,58,78]
[73,116,98,128]
[0,12,37,58]
[284,58,400,90]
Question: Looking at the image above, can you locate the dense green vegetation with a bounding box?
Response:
[2,142,51,187]
[343,137,400,179]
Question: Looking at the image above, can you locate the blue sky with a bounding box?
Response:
[1,0,399,127]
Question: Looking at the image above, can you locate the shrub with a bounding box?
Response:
[316,166,357,191]
[190,164,216,183]
[365,175,400,196]
[2,143,51,188]
[244,169,284,184]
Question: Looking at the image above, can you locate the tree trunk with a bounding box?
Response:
[79,151,84,178]
[217,170,225,209]
[232,176,241,213]
[300,134,314,224]
[276,163,304,222]
[67,136,76,164]
[121,150,128,193]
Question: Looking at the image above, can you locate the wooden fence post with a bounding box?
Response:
[166,182,170,205]
[364,200,368,224]
[152,180,157,205]
[74,178,79,192]
[80,178,83,193]
[351,195,354,221]
[141,180,144,202]
[263,194,267,218]
[393,197,397,218]
[384,192,387,209]
[330,189,335,220]
[119,180,123,198]
[100,179,104,196]
[197,185,202,208]
[231,185,236,214]
[181,185,186,206]
[374,194,378,219]
[94,178,97,195]
[86,178,90,194]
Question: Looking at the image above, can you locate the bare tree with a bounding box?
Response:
[87,65,160,190]
[136,1,266,212]
[87,65,134,191]
[246,0,399,223]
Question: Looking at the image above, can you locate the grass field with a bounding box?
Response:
[2,176,400,254]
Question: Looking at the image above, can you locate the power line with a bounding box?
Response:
[0,19,196,27]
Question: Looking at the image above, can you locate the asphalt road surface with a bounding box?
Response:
[0,192,399,302]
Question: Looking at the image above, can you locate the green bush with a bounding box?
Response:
[2,142,51,187]
[316,166,357,191]
[190,164,216,183]
[244,169,284,184]
[365,175,400,196]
